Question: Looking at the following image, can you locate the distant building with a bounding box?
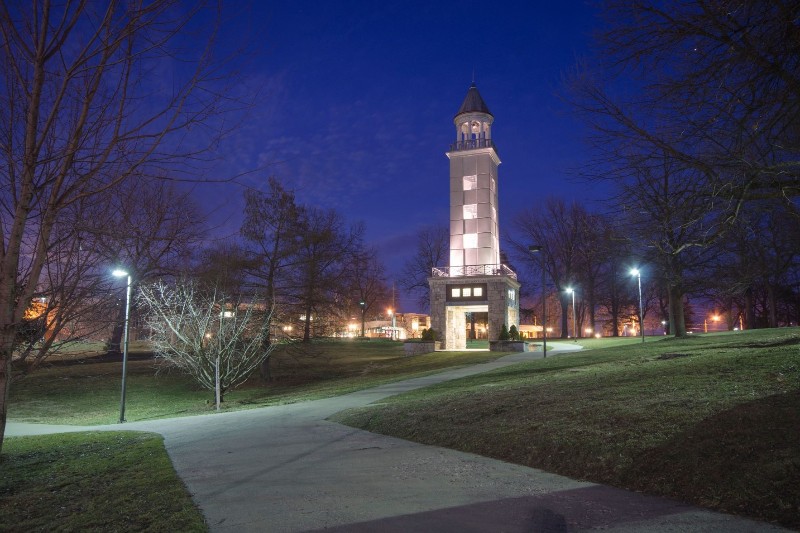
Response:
[362,313,430,340]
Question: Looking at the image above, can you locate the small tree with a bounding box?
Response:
[139,280,275,410]
[499,324,511,341]
[509,325,520,341]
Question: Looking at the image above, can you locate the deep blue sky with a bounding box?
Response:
[198,1,607,312]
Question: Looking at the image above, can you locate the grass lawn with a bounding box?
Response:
[3,339,507,530]
[8,339,508,425]
[0,432,206,532]
[331,328,800,529]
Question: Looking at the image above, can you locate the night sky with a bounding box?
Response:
[197,1,606,311]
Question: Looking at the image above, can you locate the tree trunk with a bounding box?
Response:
[215,356,221,411]
[259,334,272,381]
[744,288,755,330]
[0,339,10,455]
[668,285,687,337]
[560,293,569,339]
[767,285,778,328]
[108,302,127,354]
[303,303,313,342]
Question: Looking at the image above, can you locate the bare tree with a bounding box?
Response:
[399,224,449,309]
[139,279,274,411]
[707,201,800,329]
[240,177,303,375]
[291,208,363,342]
[346,247,390,337]
[574,1,800,209]
[240,177,304,306]
[0,2,232,451]
[95,178,206,352]
[13,197,118,371]
[566,1,800,338]
[509,198,587,338]
[618,156,723,336]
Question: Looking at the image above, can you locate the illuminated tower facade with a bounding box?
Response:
[428,83,520,350]
[447,83,501,272]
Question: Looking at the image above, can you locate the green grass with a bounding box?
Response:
[331,328,800,529]
[9,339,508,425]
[0,432,206,532]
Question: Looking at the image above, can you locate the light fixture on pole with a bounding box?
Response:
[388,308,396,340]
[630,268,645,343]
[112,269,132,423]
[566,287,577,339]
[359,300,366,337]
[528,245,546,357]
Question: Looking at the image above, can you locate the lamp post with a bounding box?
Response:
[630,268,645,343]
[359,300,366,337]
[566,287,577,339]
[528,245,546,357]
[387,308,396,340]
[112,269,132,423]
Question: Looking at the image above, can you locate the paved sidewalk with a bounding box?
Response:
[7,345,787,532]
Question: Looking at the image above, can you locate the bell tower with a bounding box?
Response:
[447,83,501,272]
[428,83,520,350]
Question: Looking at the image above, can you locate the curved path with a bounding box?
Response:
[8,343,786,532]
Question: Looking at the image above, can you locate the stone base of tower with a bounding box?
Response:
[428,274,521,350]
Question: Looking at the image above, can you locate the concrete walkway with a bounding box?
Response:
[7,344,786,532]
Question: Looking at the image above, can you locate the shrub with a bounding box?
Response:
[509,325,520,341]
[421,328,437,342]
[499,324,510,341]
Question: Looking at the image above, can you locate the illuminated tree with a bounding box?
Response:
[139,280,274,410]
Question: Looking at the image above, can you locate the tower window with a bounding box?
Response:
[463,204,477,219]
[463,175,477,190]
[463,233,478,248]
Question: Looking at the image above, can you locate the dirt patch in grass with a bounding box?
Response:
[656,353,690,360]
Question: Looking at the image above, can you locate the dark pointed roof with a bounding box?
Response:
[455,83,492,118]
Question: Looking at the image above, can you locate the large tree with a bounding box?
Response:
[291,207,363,342]
[96,178,206,353]
[240,177,303,376]
[0,1,229,451]
[509,198,588,338]
[566,1,800,335]
[577,0,800,208]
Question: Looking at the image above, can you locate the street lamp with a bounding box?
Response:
[630,268,645,343]
[112,269,132,423]
[528,245,546,357]
[566,287,577,339]
[387,308,396,340]
[359,300,366,337]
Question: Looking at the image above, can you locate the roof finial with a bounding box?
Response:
[472,66,475,84]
